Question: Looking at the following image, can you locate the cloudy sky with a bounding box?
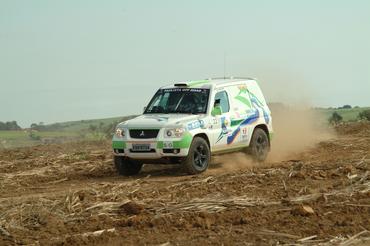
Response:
[1,0,369,127]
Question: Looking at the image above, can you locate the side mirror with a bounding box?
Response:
[211,106,222,116]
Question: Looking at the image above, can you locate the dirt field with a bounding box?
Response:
[0,123,369,245]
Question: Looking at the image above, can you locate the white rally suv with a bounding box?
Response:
[112,77,273,175]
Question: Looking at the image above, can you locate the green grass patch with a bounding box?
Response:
[0,131,78,139]
[317,107,370,122]
[0,130,27,139]
[0,131,80,149]
[42,116,134,132]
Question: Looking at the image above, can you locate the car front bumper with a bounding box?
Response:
[112,134,191,159]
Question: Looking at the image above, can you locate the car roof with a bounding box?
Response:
[160,77,256,90]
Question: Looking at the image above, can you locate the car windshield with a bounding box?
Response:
[144,88,210,114]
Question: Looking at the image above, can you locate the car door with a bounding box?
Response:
[210,90,232,151]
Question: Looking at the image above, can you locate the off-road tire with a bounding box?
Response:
[249,128,270,162]
[182,137,210,174]
[114,156,143,176]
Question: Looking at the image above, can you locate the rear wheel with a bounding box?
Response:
[249,128,270,162]
[114,156,143,176]
[182,137,210,174]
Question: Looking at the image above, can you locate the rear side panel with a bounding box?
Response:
[246,81,273,137]
[211,80,272,153]
[225,83,256,147]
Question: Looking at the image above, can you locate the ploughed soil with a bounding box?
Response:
[0,123,369,245]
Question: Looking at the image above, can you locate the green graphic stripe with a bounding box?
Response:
[156,141,163,149]
[231,119,244,127]
[188,80,209,88]
[157,133,192,149]
[112,141,126,149]
[235,95,251,108]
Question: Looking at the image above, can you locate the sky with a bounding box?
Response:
[0,0,369,127]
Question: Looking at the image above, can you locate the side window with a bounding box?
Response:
[214,91,230,113]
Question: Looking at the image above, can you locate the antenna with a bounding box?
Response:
[223,52,226,79]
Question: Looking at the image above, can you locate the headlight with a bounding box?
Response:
[115,128,125,137]
[164,128,185,138]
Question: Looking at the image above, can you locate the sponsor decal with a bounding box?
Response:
[235,85,251,108]
[187,120,205,131]
[234,85,270,124]
[241,127,249,140]
[199,120,205,128]
[216,116,230,143]
[163,88,207,93]
[226,109,259,145]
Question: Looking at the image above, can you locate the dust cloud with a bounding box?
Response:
[267,104,334,162]
[210,152,255,173]
[210,105,335,172]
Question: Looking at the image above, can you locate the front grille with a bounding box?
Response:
[129,129,159,139]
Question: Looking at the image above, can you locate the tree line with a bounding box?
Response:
[0,121,22,130]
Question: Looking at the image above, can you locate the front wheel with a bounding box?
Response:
[114,156,143,176]
[182,137,210,174]
[248,128,270,162]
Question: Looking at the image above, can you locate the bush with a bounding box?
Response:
[358,110,370,121]
[28,130,41,140]
[338,105,352,109]
[329,112,343,125]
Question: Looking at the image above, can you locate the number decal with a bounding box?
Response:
[163,141,173,149]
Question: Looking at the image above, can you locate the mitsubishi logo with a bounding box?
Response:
[140,131,145,137]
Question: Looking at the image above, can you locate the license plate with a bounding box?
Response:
[132,144,151,151]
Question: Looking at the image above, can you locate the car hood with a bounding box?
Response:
[118,114,203,128]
